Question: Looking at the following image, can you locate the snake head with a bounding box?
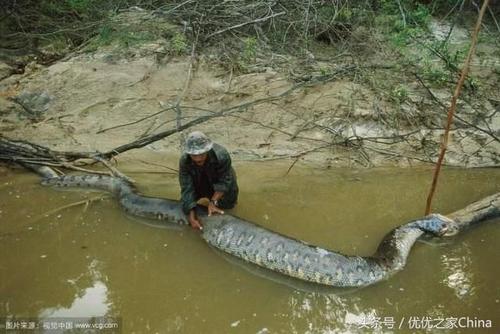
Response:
[418,214,458,237]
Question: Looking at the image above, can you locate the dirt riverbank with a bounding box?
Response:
[1,10,498,170]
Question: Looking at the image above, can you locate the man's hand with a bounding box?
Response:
[188,210,203,231]
[208,201,224,216]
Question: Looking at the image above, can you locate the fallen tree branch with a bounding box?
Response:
[414,73,499,143]
[0,65,354,172]
[96,107,174,134]
[92,156,135,183]
[282,142,340,175]
[35,195,110,222]
[205,11,286,40]
[97,66,355,159]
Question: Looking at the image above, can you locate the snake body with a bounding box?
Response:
[42,174,189,225]
[39,173,498,287]
[200,213,449,286]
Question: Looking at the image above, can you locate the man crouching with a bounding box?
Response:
[179,131,239,230]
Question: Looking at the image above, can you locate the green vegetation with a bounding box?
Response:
[390,85,409,104]
[1,0,498,72]
[170,32,188,55]
[242,37,258,63]
[232,37,259,72]
[1,0,498,148]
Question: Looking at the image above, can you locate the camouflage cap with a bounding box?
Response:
[184,131,213,155]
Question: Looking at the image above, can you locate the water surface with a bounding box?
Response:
[1,163,499,333]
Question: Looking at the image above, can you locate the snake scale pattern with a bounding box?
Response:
[38,172,498,288]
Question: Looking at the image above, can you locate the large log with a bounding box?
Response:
[446,192,500,235]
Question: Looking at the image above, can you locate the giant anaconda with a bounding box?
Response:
[38,172,499,288]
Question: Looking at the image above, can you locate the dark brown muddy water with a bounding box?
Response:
[1,162,499,333]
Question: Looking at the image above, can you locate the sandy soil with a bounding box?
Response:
[0,20,499,170]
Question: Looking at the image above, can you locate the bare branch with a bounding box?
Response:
[96,107,174,134]
[205,11,286,40]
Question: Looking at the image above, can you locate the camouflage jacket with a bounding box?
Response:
[179,143,238,214]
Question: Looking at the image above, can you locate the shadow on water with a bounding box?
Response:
[122,213,185,231]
